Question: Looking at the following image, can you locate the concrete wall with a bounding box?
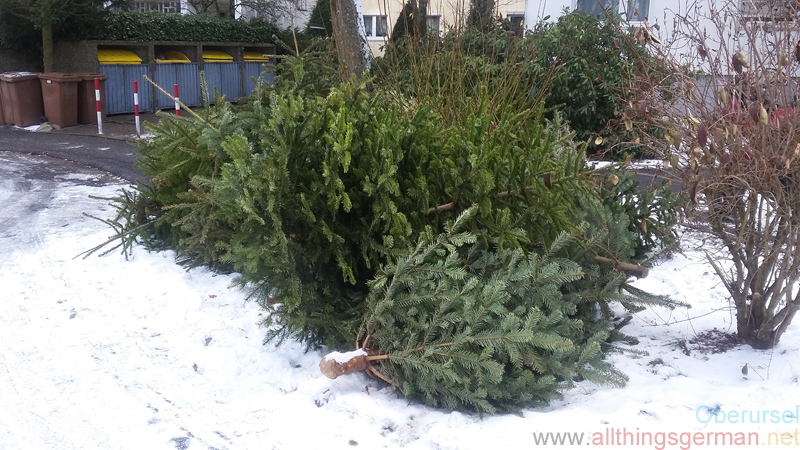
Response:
[0,48,38,73]
[52,41,100,73]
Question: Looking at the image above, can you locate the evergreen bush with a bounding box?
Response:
[69,11,282,43]
[375,10,655,158]
[94,50,684,412]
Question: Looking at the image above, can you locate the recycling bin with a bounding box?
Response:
[38,73,82,128]
[0,72,44,127]
[75,73,108,125]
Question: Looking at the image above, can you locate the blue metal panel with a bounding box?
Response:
[244,61,275,97]
[203,62,242,104]
[98,64,152,114]
[154,63,201,109]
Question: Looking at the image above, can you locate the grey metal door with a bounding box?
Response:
[98,64,153,114]
[204,62,242,104]
[154,63,201,109]
[244,61,275,97]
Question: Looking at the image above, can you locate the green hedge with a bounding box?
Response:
[67,11,281,43]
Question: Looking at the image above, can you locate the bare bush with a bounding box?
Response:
[629,0,800,348]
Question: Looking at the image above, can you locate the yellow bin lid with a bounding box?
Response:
[156,50,191,63]
[244,51,270,62]
[98,49,142,64]
[203,50,233,62]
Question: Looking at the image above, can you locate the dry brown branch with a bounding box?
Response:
[426,202,456,214]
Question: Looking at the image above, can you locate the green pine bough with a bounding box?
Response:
[319,208,628,413]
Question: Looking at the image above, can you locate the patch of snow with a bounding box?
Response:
[55,173,100,182]
[587,159,667,170]
[1,157,799,450]
[17,124,43,132]
[629,159,668,170]
[587,160,616,170]
[324,349,368,363]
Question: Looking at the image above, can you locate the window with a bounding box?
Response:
[426,15,441,34]
[626,0,649,21]
[507,13,524,34]
[363,15,388,38]
[376,16,388,36]
[134,1,181,13]
[576,0,615,16]
[739,0,797,21]
[363,15,373,36]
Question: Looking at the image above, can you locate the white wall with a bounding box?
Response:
[524,0,569,28]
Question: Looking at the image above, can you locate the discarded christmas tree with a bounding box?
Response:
[94,56,684,412]
[319,208,664,413]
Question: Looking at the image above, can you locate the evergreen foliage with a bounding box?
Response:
[305,0,331,37]
[136,63,592,349]
[390,0,427,42]
[375,10,655,158]
[0,0,106,69]
[76,11,281,43]
[533,10,646,157]
[359,208,628,413]
[92,52,683,411]
[596,169,683,259]
[467,0,495,34]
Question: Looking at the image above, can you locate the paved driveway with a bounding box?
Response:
[0,127,143,184]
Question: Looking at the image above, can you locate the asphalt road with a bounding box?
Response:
[0,127,144,184]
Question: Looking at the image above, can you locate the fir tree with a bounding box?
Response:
[321,207,628,413]
[390,0,427,42]
[467,0,495,34]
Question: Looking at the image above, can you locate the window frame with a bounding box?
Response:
[738,0,796,22]
[363,15,389,40]
[506,13,524,33]
[625,0,649,21]
[575,0,616,16]
[133,1,181,13]
[426,14,441,34]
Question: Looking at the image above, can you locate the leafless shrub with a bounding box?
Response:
[628,0,800,348]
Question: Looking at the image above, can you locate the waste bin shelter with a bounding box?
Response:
[97,49,153,115]
[243,51,275,97]
[203,49,241,103]
[155,49,200,109]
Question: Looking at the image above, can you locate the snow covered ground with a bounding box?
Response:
[1,152,799,450]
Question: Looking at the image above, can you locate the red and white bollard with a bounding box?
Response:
[133,80,141,136]
[95,78,103,135]
[174,84,181,116]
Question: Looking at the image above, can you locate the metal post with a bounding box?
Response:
[174,84,181,116]
[133,80,141,136]
[95,78,103,135]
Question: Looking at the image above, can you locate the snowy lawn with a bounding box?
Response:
[1,152,798,450]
